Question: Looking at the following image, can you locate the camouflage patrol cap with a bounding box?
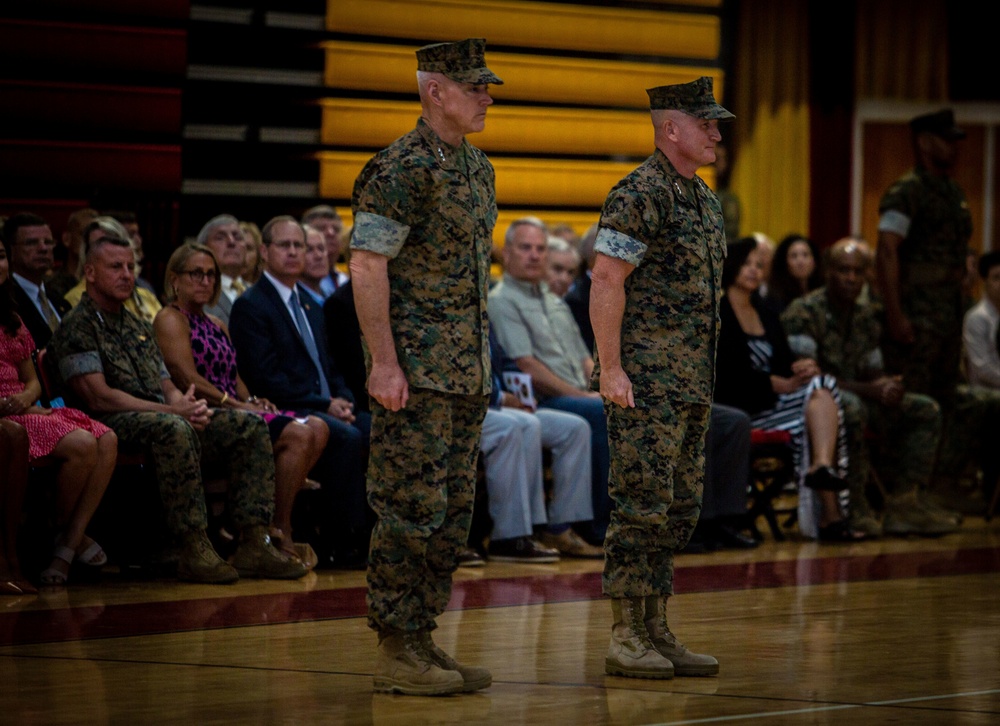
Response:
[910,109,965,140]
[646,76,734,120]
[416,38,504,85]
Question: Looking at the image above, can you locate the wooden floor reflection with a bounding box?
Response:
[2,519,999,725]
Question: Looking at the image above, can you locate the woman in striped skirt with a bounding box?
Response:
[715,237,863,542]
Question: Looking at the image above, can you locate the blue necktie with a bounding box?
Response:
[290,290,331,398]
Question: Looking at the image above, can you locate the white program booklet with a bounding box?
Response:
[502,371,537,409]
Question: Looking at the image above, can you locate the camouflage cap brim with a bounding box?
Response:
[688,104,735,121]
[444,67,504,85]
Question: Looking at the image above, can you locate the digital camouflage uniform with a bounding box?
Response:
[594,148,725,598]
[352,116,494,634]
[879,166,1000,483]
[781,288,940,501]
[49,293,276,536]
[879,165,970,401]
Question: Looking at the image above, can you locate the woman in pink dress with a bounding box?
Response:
[0,237,118,585]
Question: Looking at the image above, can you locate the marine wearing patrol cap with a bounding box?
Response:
[416,37,504,85]
[646,76,734,120]
[910,109,965,140]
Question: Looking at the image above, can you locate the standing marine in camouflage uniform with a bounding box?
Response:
[49,221,306,584]
[876,109,1000,509]
[781,239,956,537]
[590,77,731,679]
[348,38,499,696]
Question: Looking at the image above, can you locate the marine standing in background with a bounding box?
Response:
[876,109,1000,509]
[590,77,731,679]
[349,38,501,696]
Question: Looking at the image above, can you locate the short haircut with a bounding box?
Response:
[261,215,304,246]
[2,212,48,247]
[504,216,547,247]
[979,250,1000,279]
[301,205,341,225]
[82,216,133,261]
[196,214,241,246]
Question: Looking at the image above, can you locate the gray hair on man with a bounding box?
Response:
[196,214,241,246]
[504,216,547,247]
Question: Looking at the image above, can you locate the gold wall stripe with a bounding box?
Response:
[327,0,719,60]
[322,41,724,109]
[320,99,653,156]
[318,151,715,210]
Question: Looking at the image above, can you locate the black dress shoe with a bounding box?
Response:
[712,524,760,549]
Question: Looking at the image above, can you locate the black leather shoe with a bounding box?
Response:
[712,524,759,549]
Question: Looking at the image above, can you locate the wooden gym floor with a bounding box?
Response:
[2,516,998,725]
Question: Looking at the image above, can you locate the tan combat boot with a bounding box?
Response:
[605,597,674,679]
[883,491,958,536]
[230,525,309,580]
[415,630,492,692]
[177,528,239,584]
[644,595,719,676]
[373,631,465,696]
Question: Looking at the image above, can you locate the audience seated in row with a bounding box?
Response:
[481,327,603,562]
[48,224,308,584]
[229,215,372,568]
[154,243,330,568]
[1,230,117,587]
[715,237,859,542]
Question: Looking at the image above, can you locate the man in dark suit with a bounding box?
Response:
[2,212,70,349]
[229,215,371,567]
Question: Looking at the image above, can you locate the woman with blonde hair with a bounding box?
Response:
[240,221,264,285]
[154,243,328,565]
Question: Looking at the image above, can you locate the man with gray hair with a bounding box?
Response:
[301,205,348,295]
[350,37,501,695]
[546,234,581,298]
[591,76,732,679]
[490,216,612,548]
[197,214,248,326]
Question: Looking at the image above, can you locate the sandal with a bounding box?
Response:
[77,538,108,568]
[818,520,866,543]
[804,466,848,492]
[40,545,75,586]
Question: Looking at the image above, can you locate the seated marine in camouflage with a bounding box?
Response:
[49,221,307,584]
[781,238,957,537]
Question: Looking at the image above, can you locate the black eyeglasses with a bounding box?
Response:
[181,269,218,283]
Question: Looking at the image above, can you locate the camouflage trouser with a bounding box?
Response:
[603,398,708,598]
[101,409,276,536]
[882,293,962,401]
[366,389,488,634]
[840,390,941,501]
[933,385,1000,486]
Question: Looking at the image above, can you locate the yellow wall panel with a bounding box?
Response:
[323,41,724,109]
[320,99,654,156]
[318,152,715,209]
[327,0,719,60]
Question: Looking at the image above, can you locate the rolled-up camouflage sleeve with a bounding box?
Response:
[594,227,647,267]
[351,211,411,259]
